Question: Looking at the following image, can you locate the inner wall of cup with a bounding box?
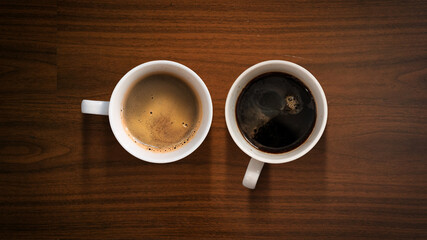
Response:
[109,61,212,163]
[228,61,327,163]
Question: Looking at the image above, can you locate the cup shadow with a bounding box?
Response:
[225,131,248,189]
[81,114,110,183]
[183,128,213,166]
[182,129,212,187]
[302,127,328,192]
[81,114,133,183]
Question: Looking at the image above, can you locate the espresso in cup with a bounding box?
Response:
[225,60,327,189]
[122,73,202,152]
[236,72,316,154]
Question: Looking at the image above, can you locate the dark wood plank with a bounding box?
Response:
[0,0,426,239]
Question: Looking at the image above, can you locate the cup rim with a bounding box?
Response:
[225,60,327,164]
[109,60,213,163]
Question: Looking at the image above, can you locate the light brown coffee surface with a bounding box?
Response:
[122,74,200,152]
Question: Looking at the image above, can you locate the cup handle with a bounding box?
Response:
[242,158,265,189]
[81,100,109,116]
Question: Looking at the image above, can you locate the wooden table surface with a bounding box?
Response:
[1,0,426,239]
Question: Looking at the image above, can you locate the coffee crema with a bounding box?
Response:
[236,72,316,153]
[122,73,201,152]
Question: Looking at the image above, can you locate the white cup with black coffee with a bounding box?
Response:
[82,60,213,163]
[225,60,327,189]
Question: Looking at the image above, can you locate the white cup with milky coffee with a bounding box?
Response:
[225,60,327,189]
[81,60,213,163]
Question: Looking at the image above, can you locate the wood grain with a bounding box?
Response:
[1,0,426,239]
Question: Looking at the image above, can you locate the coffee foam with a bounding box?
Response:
[121,73,201,153]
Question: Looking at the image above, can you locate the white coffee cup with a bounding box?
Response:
[225,60,327,189]
[81,60,213,163]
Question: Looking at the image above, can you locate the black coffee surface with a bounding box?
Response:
[236,72,316,153]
